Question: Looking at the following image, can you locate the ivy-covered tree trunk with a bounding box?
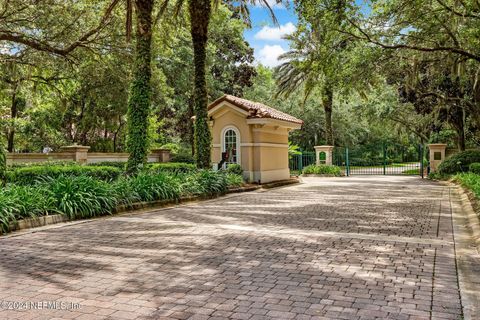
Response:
[0,144,6,187]
[126,0,154,174]
[322,85,334,145]
[189,0,212,169]
[7,86,18,152]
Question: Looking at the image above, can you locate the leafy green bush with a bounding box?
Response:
[7,165,122,184]
[438,150,480,174]
[128,172,181,202]
[452,173,480,198]
[194,170,228,195]
[46,175,117,219]
[302,165,342,176]
[0,185,55,233]
[148,162,196,173]
[8,160,75,168]
[0,168,241,233]
[87,161,126,169]
[180,170,228,196]
[170,152,195,164]
[226,173,243,187]
[469,163,480,175]
[226,164,243,175]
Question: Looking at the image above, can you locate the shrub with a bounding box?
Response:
[148,162,196,174]
[195,170,228,195]
[46,175,117,219]
[437,150,480,174]
[170,152,195,164]
[8,160,75,168]
[181,170,228,196]
[0,185,55,233]
[469,163,480,174]
[226,164,243,175]
[302,165,342,176]
[7,165,122,185]
[111,177,141,206]
[452,173,480,198]
[87,161,126,169]
[128,172,181,202]
[226,173,243,187]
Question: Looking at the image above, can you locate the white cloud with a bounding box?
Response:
[255,0,286,9]
[254,22,296,41]
[256,44,286,67]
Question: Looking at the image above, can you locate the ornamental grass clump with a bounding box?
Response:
[0,185,55,233]
[128,172,182,202]
[226,173,243,187]
[46,175,117,219]
[452,173,480,198]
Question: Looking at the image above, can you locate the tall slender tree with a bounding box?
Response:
[125,0,155,173]
[186,0,280,168]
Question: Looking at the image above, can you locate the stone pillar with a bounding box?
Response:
[428,143,447,173]
[314,145,334,166]
[151,148,171,163]
[60,145,90,164]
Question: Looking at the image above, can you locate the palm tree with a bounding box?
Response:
[276,30,336,146]
[187,0,280,168]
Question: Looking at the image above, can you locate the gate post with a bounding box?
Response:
[419,144,424,178]
[314,145,334,165]
[297,152,303,172]
[382,144,386,175]
[428,143,447,173]
[345,147,350,176]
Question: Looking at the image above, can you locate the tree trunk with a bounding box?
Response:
[126,0,154,174]
[322,85,334,145]
[189,0,212,168]
[7,85,18,152]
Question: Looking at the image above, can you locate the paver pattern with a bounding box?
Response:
[0,176,462,319]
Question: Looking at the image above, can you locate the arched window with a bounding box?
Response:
[222,126,240,166]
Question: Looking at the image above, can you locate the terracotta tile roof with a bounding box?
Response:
[208,94,303,125]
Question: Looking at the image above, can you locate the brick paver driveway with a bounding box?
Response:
[0,176,463,320]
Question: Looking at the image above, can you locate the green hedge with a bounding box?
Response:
[438,150,480,174]
[469,163,480,175]
[7,165,122,184]
[302,165,342,176]
[148,162,196,173]
[87,161,127,169]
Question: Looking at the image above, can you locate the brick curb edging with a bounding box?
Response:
[6,179,299,234]
[447,181,480,320]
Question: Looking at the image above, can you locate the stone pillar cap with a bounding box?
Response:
[61,145,90,150]
[428,143,447,148]
[314,145,334,150]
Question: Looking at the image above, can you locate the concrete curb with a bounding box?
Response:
[449,182,480,320]
[5,180,298,234]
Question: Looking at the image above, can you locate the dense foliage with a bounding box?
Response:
[302,165,342,176]
[437,150,480,174]
[453,173,480,199]
[470,163,480,175]
[0,165,243,233]
[7,165,122,184]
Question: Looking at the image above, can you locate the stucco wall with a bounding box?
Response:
[209,102,295,183]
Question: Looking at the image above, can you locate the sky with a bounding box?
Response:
[243,2,298,68]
